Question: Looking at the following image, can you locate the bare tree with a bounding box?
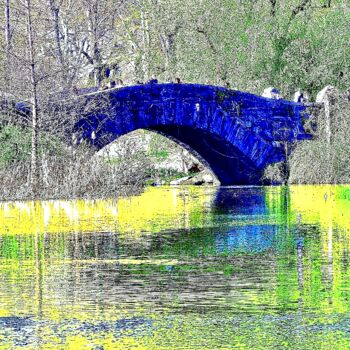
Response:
[3,0,12,88]
[47,0,65,82]
[23,0,40,191]
[5,0,11,56]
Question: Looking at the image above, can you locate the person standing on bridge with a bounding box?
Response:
[108,81,116,89]
[72,86,79,95]
[147,77,158,84]
[262,87,281,100]
[116,79,124,87]
[293,89,309,103]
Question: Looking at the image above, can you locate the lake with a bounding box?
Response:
[1,185,350,349]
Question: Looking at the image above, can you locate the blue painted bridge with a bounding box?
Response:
[70,83,311,185]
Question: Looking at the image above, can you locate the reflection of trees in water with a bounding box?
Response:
[265,186,340,311]
[1,186,350,320]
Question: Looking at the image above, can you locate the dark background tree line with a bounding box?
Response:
[0,0,350,199]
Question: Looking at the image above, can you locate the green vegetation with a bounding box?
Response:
[148,133,171,160]
[0,124,68,168]
[263,92,350,184]
[148,149,169,160]
[0,124,31,167]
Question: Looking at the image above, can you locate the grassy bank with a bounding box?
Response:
[0,124,148,201]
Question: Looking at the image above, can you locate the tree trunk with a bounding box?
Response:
[88,2,103,87]
[4,0,11,87]
[5,0,11,50]
[140,9,150,81]
[25,0,40,193]
[47,0,65,82]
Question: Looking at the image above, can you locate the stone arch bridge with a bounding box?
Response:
[3,83,311,185]
[69,83,312,185]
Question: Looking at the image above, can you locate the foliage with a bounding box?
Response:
[0,124,68,168]
[0,124,31,167]
[2,0,349,96]
[289,93,350,184]
[121,0,350,97]
[147,132,171,160]
[263,162,286,185]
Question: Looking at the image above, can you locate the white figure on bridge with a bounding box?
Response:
[108,81,116,89]
[72,133,78,145]
[262,87,281,100]
[293,89,309,103]
[293,89,303,103]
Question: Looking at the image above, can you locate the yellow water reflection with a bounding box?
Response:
[0,186,215,236]
[291,185,350,233]
[4,185,349,238]
[1,186,350,349]
[292,185,350,313]
[266,185,350,230]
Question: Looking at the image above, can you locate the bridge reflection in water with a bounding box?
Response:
[0,186,350,349]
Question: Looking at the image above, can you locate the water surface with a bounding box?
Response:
[1,185,350,349]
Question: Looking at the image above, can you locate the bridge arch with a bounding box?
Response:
[72,84,310,185]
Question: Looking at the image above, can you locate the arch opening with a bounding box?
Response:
[149,125,263,185]
[94,126,263,186]
[96,129,218,185]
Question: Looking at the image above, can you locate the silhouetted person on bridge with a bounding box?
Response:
[147,77,158,84]
[293,89,309,103]
[293,89,304,103]
[262,87,281,100]
[72,86,79,95]
[116,79,124,87]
